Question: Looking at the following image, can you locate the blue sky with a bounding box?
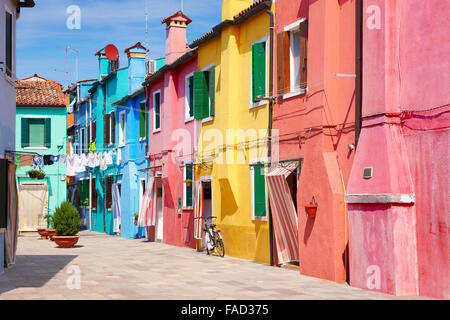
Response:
[16,0,223,88]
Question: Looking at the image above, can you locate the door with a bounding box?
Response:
[201,181,212,249]
[155,181,163,241]
[18,183,48,231]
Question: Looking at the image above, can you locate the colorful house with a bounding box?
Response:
[112,43,165,240]
[142,11,198,248]
[15,75,67,232]
[0,0,35,275]
[346,0,449,299]
[188,0,274,263]
[271,0,357,280]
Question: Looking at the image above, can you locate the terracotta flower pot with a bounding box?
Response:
[53,236,79,248]
[37,228,47,239]
[46,228,56,241]
[304,205,318,218]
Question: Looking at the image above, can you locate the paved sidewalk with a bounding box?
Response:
[0,231,429,300]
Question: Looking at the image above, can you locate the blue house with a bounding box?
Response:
[112,43,165,239]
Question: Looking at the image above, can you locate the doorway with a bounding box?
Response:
[18,183,48,231]
[154,179,164,242]
[200,180,212,249]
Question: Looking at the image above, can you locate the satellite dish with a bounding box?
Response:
[105,44,119,61]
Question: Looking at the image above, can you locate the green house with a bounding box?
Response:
[15,75,67,231]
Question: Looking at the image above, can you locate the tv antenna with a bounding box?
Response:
[56,45,79,88]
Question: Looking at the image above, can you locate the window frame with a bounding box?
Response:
[185,72,195,123]
[26,118,46,149]
[118,110,126,147]
[250,37,268,109]
[139,100,147,140]
[182,161,194,210]
[4,7,13,79]
[152,89,161,133]
[282,18,308,100]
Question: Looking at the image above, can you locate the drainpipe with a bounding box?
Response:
[265,6,275,267]
[355,0,363,146]
[89,95,93,231]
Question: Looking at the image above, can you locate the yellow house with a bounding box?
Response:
[189,0,275,264]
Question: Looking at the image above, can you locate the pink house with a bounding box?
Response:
[143,11,198,248]
[346,0,449,299]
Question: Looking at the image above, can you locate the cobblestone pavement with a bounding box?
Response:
[0,231,431,300]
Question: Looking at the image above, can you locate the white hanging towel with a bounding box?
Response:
[66,155,76,176]
[105,151,113,166]
[112,183,121,233]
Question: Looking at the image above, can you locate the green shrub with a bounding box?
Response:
[52,201,81,236]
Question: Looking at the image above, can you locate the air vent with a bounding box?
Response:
[363,167,373,179]
[145,60,156,75]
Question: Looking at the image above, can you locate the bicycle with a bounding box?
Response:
[195,216,225,257]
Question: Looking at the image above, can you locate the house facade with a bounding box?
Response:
[346,0,449,299]
[189,0,274,263]
[0,0,34,275]
[272,0,356,280]
[15,75,67,232]
[143,11,198,248]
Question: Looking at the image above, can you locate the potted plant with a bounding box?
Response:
[52,201,81,248]
[44,214,56,241]
[304,196,318,218]
[134,212,139,226]
[184,179,192,187]
[27,169,45,180]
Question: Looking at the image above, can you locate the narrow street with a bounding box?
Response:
[0,231,428,300]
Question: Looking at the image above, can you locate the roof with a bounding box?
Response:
[161,11,192,25]
[142,49,197,87]
[112,87,145,106]
[16,76,66,107]
[189,0,272,48]
[124,42,147,53]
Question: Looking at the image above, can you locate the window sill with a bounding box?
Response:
[153,129,161,134]
[252,216,268,222]
[282,89,306,100]
[139,137,146,142]
[201,116,214,124]
[185,117,194,124]
[24,147,48,150]
[249,100,268,109]
[182,206,193,211]
[118,144,126,148]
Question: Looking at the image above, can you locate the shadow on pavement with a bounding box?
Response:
[0,254,78,295]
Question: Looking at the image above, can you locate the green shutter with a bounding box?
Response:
[78,180,89,206]
[44,118,51,148]
[21,118,29,148]
[193,71,209,119]
[139,102,146,138]
[209,69,215,116]
[185,164,193,207]
[253,164,266,217]
[252,42,266,103]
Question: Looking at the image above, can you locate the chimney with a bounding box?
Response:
[161,11,192,65]
[95,47,110,80]
[222,0,253,21]
[125,42,147,94]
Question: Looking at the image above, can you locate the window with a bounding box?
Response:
[193,66,215,120]
[74,131,79,154]
[5,10,12,77]
[251,40,266,104]
[185,74,194,121]
[119,111,126,146]
[278,19,308,98]
[78,179,89,207]
[250,162,267,221]
[139,178,146,212]
[21,118,51,149]
[80,127,85,153]
[105,111,115,146]
[183,163,193,208]
[139,101,146,139]
[153,90,161,132]
[106,176,113,210]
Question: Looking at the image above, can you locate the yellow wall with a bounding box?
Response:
[195,3,274,264]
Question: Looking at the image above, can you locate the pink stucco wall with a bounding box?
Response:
[274,0,356,282]
[347,0,449,299]
[146,46,198,249]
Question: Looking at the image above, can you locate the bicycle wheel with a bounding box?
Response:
[215,234,225,257]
